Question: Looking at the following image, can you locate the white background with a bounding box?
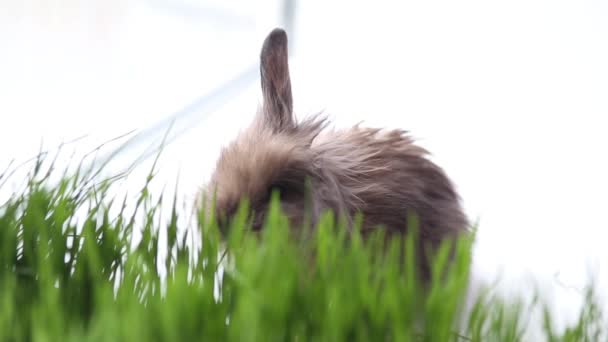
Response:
[1,0,607,336]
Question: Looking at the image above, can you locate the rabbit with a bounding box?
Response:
[199,28,469,280]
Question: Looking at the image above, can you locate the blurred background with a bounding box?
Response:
[1,0,607,335]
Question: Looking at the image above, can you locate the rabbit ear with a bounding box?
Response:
[260,28,294,131]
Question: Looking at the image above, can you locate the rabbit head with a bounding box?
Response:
[201,28,339,233]
[201,28,469,276]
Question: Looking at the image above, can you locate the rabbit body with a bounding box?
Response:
[201,28,468,277]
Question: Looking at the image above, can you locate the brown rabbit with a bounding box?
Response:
[200,28,469,279]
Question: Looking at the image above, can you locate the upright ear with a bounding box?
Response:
[260,28,294,131]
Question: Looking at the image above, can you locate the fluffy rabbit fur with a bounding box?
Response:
[200,28,469,279]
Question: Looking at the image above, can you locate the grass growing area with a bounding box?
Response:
[0,149,605,342]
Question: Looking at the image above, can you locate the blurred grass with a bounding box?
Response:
[0,146,605,342]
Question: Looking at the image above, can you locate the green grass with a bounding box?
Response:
[0,148,605,342]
